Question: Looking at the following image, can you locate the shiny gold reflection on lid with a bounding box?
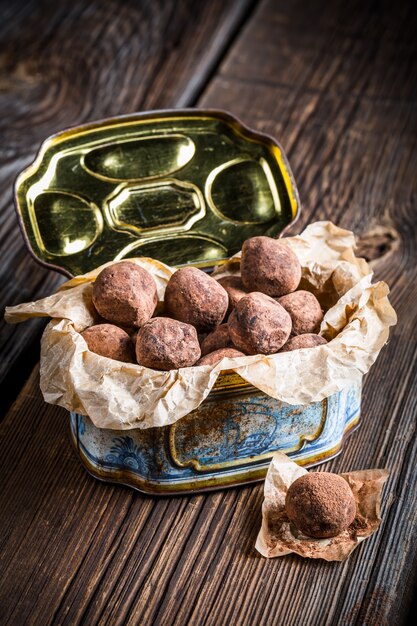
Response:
[104,179,205,236]
[32,191,103,256]
[116,234,228,267]
[82,134,196,182]
[15,109,300,276]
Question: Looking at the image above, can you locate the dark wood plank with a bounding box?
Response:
[1,0,416,625]
[198,0,417,622]
[0,0,257,413]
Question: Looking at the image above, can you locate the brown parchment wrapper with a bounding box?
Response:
[255,452,389,561]
[5,221,397,430]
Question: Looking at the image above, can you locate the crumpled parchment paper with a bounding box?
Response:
[5,221,397,430]
[255,452,389,561]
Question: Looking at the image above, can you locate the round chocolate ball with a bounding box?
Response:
[285,472,357,538]
[92,261,157,328]
[278,290,323,335]
[200,324,234,356]
[196,348,246,366]
[135,317,201,370]
[216,276,249,315]
[228,292,292,355]
[81,324,134,363]
[280,333,327,352]
[164,266,228,332]
[241,236,301,297]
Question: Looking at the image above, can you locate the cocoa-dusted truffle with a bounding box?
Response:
[200,324,234,356]
[135,317,201,370]
[164,266,228,332]
[278,290,323,335]
[92,261,157,328]
[285,472,356,538]
[228,292,292,355]
[196,348,246,366]
[216,276,249,315]
[240,236,301,297]
[81,324,134,363]
[280,333,327,352]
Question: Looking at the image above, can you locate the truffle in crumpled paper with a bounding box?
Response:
[4,221,397,430]
[255,452,389,561]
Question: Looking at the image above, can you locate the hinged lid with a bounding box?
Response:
[15,109,299,276]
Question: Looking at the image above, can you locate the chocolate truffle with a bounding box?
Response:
[228,292,292,355]
[81,324,134,363]
[164,266,228,332]
[240,236,301,297]
[92,261,157,328]
[216,276,249,315]
[285,472,357,538]
[196,348,246,366]
[278,290,323,335]
[280,333,327,352]
[200,324,234,356]
[135,317,201,370]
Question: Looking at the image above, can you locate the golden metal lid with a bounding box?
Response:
[15,109,300,276]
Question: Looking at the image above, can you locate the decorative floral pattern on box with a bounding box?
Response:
[71,381,361,494]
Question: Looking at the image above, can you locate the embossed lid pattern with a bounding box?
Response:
[15,109,300,276]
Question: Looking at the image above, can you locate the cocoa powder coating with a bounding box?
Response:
[278,290,323,335]
[81,324,134,363]
[285,472,357,538]
[135,317,201,370]
[200,324,234,356]
[216,276,249,315]
[196,347,246,366]
[240,236,301,297]
[92,261,157,328]
[228,292,292,355]
[164,266,228,332]
[280,333,327,352]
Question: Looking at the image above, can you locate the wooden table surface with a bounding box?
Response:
[1,1,416,624]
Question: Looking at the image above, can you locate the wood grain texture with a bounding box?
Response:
[1,0,416,624]
[0,0,257,412]
[198,0,417,622]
